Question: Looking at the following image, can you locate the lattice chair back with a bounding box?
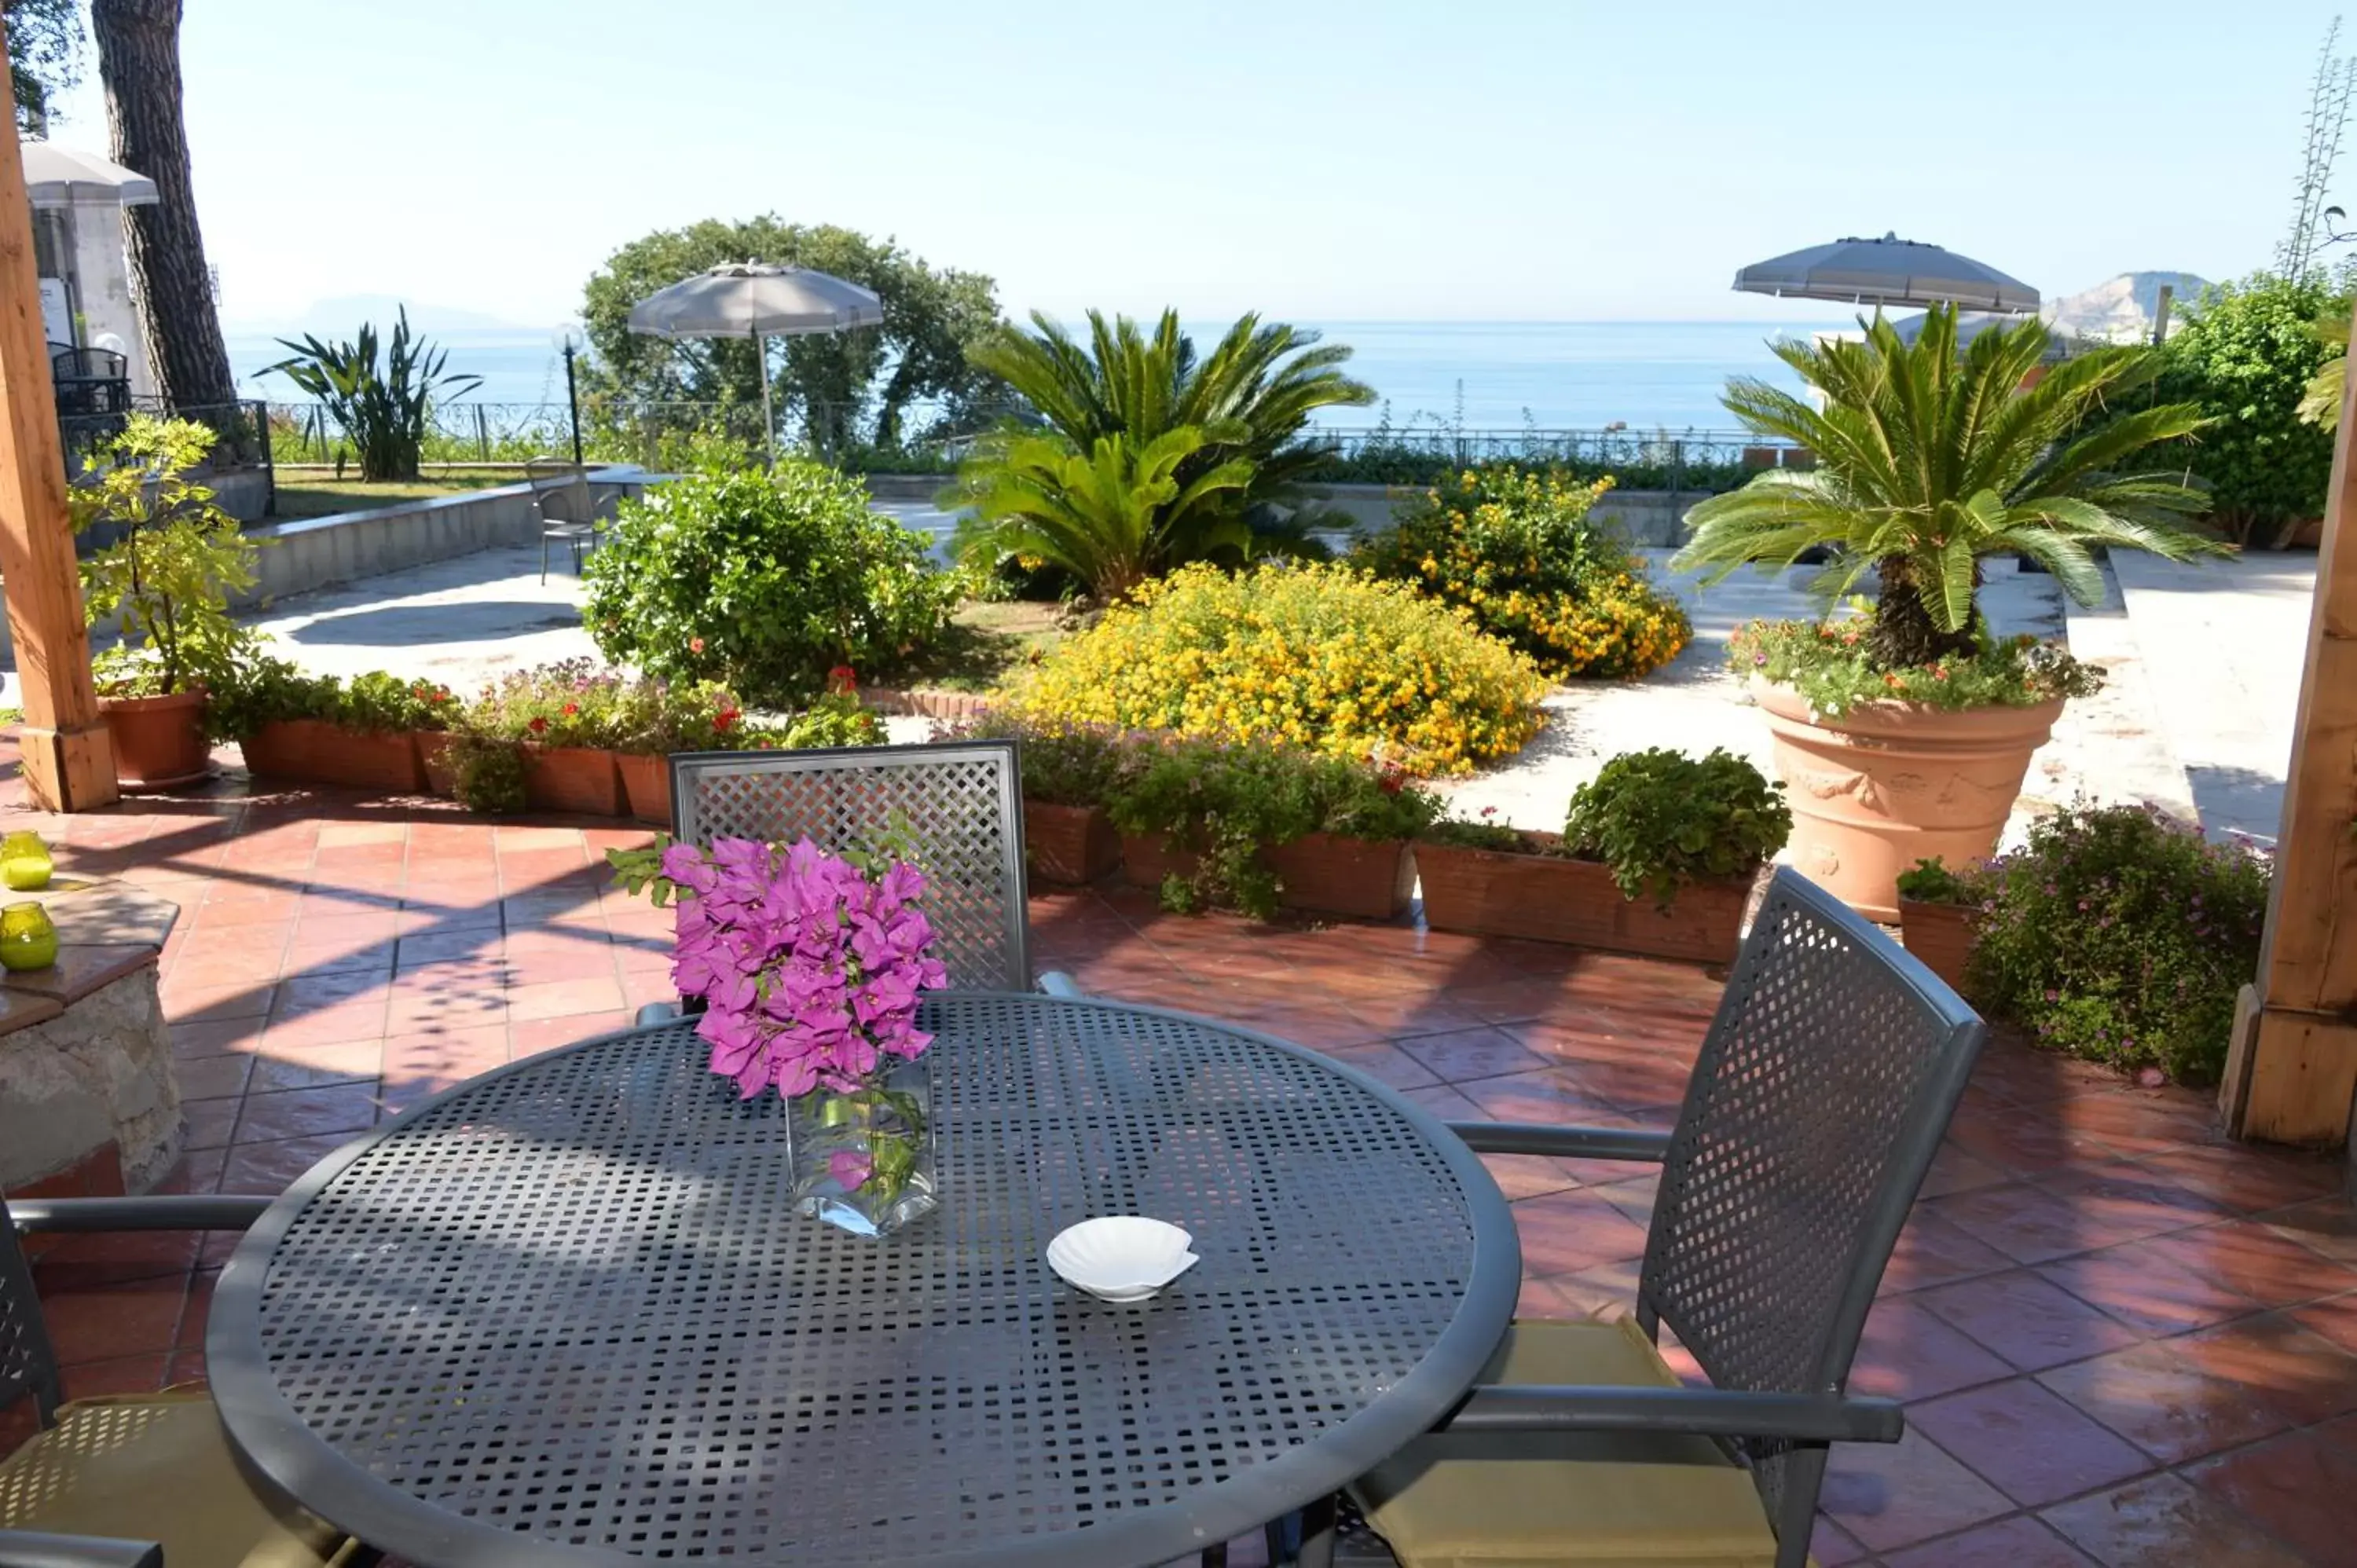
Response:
[0,1199,63,1427]
[669,740,1032,991]
[1635,866,1984,1546]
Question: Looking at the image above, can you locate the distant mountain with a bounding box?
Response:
[223,295,559,337]
[2041,272,2211,345]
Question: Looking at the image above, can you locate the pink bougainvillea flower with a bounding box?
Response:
[829,1149,874,1191]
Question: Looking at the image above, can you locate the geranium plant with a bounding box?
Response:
[610,830,951,1231]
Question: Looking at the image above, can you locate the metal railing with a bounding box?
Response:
[61,395,275,487]
[1296,425,1804,493]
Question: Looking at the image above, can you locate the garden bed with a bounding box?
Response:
[1417,835,1750,963]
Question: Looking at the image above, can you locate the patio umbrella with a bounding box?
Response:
[20,144,156,208]
[625,263,885,465]
[1733,233,2039,314]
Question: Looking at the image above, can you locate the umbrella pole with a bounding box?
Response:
[757,329,775,469]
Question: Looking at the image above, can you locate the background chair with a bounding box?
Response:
[0,1193,358,1568]
[525,456,623,583]
[636,739,1078,1026]
[1292,867,1985,1568]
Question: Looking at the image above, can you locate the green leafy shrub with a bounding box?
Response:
[261,308,482,482]
[956,713,1130,806]
[1966,803,2271,1084]
[1894,856,1978,904]
[211,656,456,740]
[70,416,264,698]
[1355,467,1691,679]
[1727,610,2106,716]
[743,691,885,749]
[2150,272,2340,544]
[1105,736,1440,917]
[583,454,962,704]
[457,661,632,748]
[449,735,528,813]
[1562,748,1791,902]
[342,672,457,733]
[1021,562,1547,775]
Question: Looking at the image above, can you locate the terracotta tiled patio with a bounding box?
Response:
[5,772,2355,1568]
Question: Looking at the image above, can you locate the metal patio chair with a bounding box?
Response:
[526,455,623,583]
[1297,867,1985,1568]
[635,739,1078,1025]
[0,1192,361,1568]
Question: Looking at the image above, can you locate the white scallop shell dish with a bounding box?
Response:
[1047,1217,1199,1302]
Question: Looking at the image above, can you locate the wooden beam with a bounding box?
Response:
[0,23,117,811]
[2234,300,2357,1147]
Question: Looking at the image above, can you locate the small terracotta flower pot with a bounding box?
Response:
[242,719,425,793]
[1417,835,1751,963]
[1897,897,1978,996]
[99,688,211,789]
[417,732,458,797]
[1025,801,1119,885]
[521,744,625,816]
[617,752,674,828]
[1265,832,1416,920]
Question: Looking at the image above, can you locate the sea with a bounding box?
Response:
[224,319,1852,435]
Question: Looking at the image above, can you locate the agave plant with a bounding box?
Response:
[1676,306,2223,669]
[948,310,1372,595]
[262,307,482,481]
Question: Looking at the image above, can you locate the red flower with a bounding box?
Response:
[827,664,859,694]
[562,702,580,716]
[689,636,706,654]
[713,708,740,733]
[528,716,548,735]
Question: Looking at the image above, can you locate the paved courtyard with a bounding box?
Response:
[2,761,2353,1566]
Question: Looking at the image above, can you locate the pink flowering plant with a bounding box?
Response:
[610,829,949,1207]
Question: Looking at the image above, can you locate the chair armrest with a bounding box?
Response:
[635,1000,685,1027]
[1443,1122,1672,1163]
[9,1194,275,1233]
[1036,971,1084,999]
[1440,1384,1903,1444]
[0,1529,163,1568]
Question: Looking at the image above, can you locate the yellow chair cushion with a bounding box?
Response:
[0,1390,350,1568]
[1348,1316,1787,1568]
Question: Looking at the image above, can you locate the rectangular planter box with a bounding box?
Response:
[417,731,457,798]
[1121,830,1413,921]
[1416,838,1750,963]
[242,719,425,793]
[1897,897,1978,996]
[521,745,625,817]
[1025,801,1118,885]
[618,753,674,828]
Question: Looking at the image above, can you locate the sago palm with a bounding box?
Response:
[961,427,1254,600]
[951,309,1373,593]
[1675,306,2222,669]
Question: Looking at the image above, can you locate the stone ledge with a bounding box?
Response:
[17,880,182,949]
[0,943,159,1008]
[0,965,178,1193]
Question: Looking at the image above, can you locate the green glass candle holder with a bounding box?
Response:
[0,901,57,971]
[1,831,52,892]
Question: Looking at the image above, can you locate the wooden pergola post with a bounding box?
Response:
[0,23,119,812]
[2223,302,2357,1148]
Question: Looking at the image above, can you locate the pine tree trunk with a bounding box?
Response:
[90,0,235,410]
[1869,555,1980,669]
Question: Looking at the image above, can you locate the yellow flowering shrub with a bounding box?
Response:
[1021,562,1546,775]
[1355,466,1693,680]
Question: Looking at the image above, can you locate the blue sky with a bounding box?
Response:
[42,0,2342,329]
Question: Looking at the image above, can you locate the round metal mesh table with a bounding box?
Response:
[209,994,1519,1568]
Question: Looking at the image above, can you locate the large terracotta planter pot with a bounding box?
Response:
[1025,801,1118,885]
[99,689,210,789]
[1750,676,2064,923]
[521,745,624,816]
[417,732,458,797]
[1897,897,1979,996]
[1121,830,1413,920]
[1417,837,1751,964]
[617,753,674,828]
[1266,832,1416,920]
[242,719,425,793]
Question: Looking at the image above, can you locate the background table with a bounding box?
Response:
[210,993,1519,1568]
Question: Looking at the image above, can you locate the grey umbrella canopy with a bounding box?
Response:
[1733,233,2039,314]
[625,263,885,463]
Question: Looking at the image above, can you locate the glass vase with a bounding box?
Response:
[788,1058,936,1238]
[0,902,58,971]
[1,832,52,892]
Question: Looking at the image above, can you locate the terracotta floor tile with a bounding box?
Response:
[168,1017,266,1057]
[2142,1219,2357,1308]
[2168,1311,2357,1425]
[159,979,277,1023]
[1916,1269,2146,1372]
[1478,1152,1586,1200]
[281,936,399,977]
[1918,1145,2014,1200]
[172,1051,252,1101]
[1929,1179,2158,1266]
[181,1097,239,1151]
[1395,1026,1553,1085]
[2136,1142,2345,1214]
[2183,1429,2357,1568]
[1819,1427,2014,1552]
[234,1083,385,1143]
[59,1352,174,1401]
[33,1227,204,1291]
[1450,1068,1626,1124]
[247,1036,384,1091]
[1849,1295,2014,1401]
[219,1132,359,1193]
[506,975,625,1022]
[1511,1188,1652,1278]
[2036,1343,2295,1464]
[1879,1515,2099,1566]
[270,968,394,1016]
[1809,1517,1872,1566]
[38,1273,189,1362]
[257,995,390,1050]
[1904,1377,2154,1508]
[2264,1196,2357,1266]
[2290,1290,2357,1357]
[2036,1243,2263,1338]
[1879,1207,2016,1295]
[1320,1042,1442,1091]
[511,1010,633,1057]
[2041,1473,2309,1568]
